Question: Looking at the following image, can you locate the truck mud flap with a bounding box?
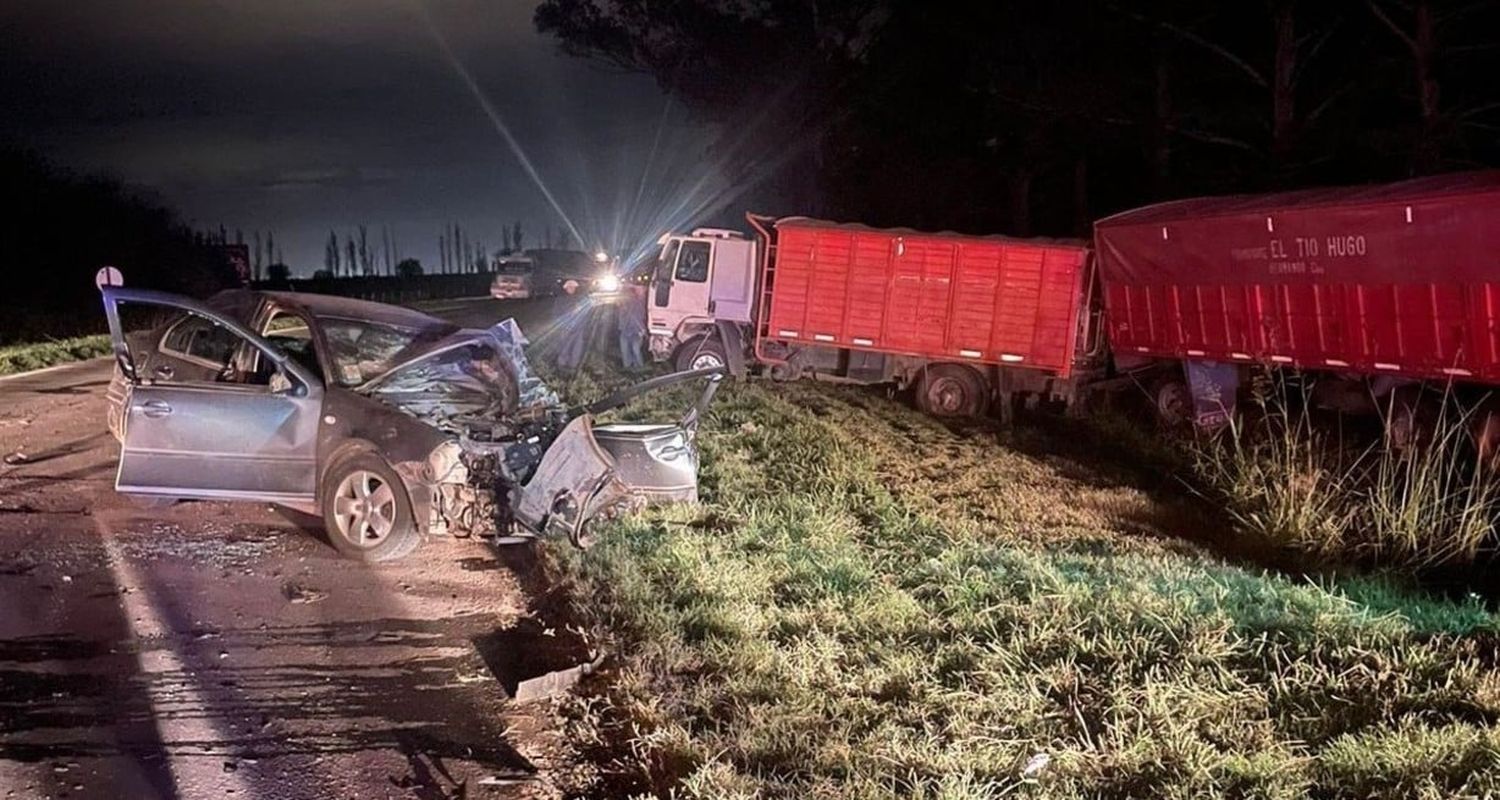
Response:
[715,320,747,379]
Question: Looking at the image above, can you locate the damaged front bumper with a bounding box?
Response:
[427,367,725,548]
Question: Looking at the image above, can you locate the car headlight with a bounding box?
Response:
[596,274,621,293]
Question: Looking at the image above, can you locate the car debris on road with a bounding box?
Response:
[99,282,724,562]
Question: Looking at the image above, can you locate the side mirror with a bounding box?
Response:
[268,370,294,395]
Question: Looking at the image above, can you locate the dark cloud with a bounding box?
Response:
[1,0,697,272]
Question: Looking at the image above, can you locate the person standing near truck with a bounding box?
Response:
[555,278,603,376]
[617,276,647,372]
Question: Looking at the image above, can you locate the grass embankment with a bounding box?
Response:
[545,375,1500,798]
[0,334,111,376]
[1193,397,1499,570]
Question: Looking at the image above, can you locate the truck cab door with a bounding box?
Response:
[652,238,714,322]
[101,286,324,504]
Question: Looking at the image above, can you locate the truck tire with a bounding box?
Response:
[320,452,422,562]
[915,364,989,418]
[1384,386,1435,452]
[674,336,728,372]
[1150,374,1192,428]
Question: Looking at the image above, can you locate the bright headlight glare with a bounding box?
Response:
[597,274,621,292]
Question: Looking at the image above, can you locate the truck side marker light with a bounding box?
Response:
[1444,368,1473,377]
[852,337,874,347]
[1231,352,1251,360]
[1375,362,1401,370]
[1000,353,1024,363]
[1270,355,1293,363]
[1325,359,1350,367]
[1406,206,1413,223]
[1186,349,1206,357]
[1136,346,1150,353]
[1161,227,1169,240]
[1266,217,1275,232]
[960,349,983,358]
[814,334,835,342]
[778,330,799,338]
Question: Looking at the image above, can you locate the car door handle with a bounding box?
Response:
[139,400,173,418]
[153,364,174,380]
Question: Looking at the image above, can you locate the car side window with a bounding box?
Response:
[161,314,240,368]
[675,241,711,283]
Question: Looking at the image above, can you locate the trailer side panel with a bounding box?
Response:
[1095,172,1500,382]
[762,218,1089,377]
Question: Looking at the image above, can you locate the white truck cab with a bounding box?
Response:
[646,227,757,372]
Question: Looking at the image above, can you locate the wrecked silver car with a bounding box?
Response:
[100,285,722,561]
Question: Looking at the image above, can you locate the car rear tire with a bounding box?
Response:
[320,452,421,562]
[674,336,727,372]
[915,364,989,418]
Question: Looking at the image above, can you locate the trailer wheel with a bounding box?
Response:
[1151,375,1192,428]
[1471,403,1500,467]
[915,364,989,418]
[674,336,727,372]
[1383,386,1435,452]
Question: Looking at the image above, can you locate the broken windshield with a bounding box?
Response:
[319,317,444,387]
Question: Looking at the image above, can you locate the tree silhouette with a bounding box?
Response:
[396,257,424,278]
[325,231,339,275]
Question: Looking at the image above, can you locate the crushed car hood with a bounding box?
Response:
[355,319,562,430]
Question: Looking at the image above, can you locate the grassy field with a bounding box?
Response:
[0,334,111,376]
[544,372,1500,799]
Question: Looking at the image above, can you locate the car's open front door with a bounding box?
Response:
[101,286,324,503]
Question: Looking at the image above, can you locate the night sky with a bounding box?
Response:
[1,1,712,273]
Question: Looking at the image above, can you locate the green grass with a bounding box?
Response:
[0,334,111,376]
[1191,391,1498,569]
[543,372,1500,798]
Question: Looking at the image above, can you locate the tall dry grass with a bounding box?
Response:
[1193,383,1498,568]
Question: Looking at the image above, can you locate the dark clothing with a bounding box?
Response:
[618,286,647,371]
[556,300,607,373]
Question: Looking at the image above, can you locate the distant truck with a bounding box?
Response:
[490,255,535,299]
[648,172,1500,441]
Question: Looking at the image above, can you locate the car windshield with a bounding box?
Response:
[318,317,443,387]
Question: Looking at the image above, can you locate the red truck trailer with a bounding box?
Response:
[646,172,1500,430]
[645,215,1098,416]
[1095,171,1500,431]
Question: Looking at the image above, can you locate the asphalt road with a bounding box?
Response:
[0,296,590,800]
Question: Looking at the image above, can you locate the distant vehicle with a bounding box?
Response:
[649,172,1500,447]
[524,248,599,297]
[490,255,535,300]
[100,284,724,561]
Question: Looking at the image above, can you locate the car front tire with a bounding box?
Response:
[320,452,422,562]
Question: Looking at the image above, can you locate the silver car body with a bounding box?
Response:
[100,286,720,549]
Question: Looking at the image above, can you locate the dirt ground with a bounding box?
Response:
[0,297,595,800]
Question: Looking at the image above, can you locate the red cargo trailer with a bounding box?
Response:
[1095,172,1500,384]
[758,218,1090,375]
[644,215,1097,416]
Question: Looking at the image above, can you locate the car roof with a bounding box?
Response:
[209,289,459,334]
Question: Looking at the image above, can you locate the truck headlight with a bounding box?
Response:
[596,274,621,293]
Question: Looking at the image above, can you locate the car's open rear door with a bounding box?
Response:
[101,286,324,503]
